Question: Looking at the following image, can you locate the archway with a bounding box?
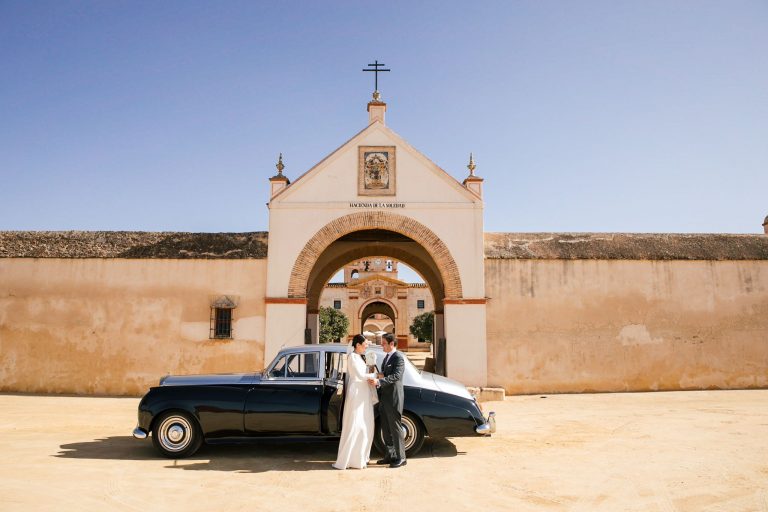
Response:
[360,299,397,335]
[296,216,458,358]
[289,211,462,300]
[306,234,444,346]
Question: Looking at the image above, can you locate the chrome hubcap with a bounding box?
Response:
[380,416,418,451]
[157,415,193,453]
[401,416,417,451]
[167,425,184,443]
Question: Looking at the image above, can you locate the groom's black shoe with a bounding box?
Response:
[376,457,393,465]
[389,459,407,468]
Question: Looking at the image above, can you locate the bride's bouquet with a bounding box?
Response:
[364,349,379,374]
[364,348,380,406]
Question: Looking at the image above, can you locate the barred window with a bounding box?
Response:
[417,300,425,309]
[333,300,342,309]
[211,307,233,339]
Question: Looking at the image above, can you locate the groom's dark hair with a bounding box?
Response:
[383,333,396,346]
[352,334,367,349]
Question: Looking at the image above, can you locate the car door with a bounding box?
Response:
[321,350,345,435]
[244,351,324,435]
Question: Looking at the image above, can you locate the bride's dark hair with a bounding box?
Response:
[351,334,367,349]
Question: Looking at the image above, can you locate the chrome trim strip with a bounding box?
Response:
[132,427,148,439]
[260,379,324,386]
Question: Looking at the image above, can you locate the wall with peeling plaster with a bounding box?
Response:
[0,258,267,395]
[485,259,768,394]
[1,232,767,396]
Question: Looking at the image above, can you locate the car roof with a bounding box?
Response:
[277,343,382,355]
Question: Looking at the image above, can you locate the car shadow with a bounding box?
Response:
[56,436,160,460]
[55,436,460,472]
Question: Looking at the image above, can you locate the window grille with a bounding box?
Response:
[210,307,233,339]
[333,300,342,309]
[417,300,425,309]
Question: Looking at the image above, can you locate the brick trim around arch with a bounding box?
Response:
[288,211,463,299]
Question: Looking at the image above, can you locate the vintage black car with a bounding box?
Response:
[132,343,496,458]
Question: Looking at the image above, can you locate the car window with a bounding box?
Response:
[324,352,343,380]
[270,355,287,378]
[285,352,319,379]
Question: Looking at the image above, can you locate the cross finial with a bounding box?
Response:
[467,153,476,176]
[363,60,390,99]
[276,153,284,174]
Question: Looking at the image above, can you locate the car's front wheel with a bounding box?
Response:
[374,412,426,457]
[151,411,202,458]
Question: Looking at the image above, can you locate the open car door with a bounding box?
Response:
[321,350,345,435]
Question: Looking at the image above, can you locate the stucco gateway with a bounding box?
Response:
[263,97,488,384]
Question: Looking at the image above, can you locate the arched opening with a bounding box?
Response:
[306,235,442,349]
[314,251,437,349]
[290,212,461,370]
[360,299,397,335]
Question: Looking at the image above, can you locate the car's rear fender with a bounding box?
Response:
[139,388,200,433]
[140,385,249,438]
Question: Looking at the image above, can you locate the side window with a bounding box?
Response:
[325,352,342,380]
[285,352,319,378]
[339,352,349,378]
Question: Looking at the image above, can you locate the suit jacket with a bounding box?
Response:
[378,350,405,413]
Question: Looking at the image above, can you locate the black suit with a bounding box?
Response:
[378,350,405,461]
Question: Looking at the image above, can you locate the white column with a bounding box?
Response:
[265,302,308,363]
[443,303,487,387]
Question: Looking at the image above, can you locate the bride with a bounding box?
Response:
[332,334,377,470]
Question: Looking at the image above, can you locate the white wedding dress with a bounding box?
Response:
[333,352,376,469]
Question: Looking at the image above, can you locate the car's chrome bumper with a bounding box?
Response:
[475,411,496,435]
[132,426,148,439]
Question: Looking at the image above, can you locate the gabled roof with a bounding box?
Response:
[270,120,480,203]
[347,274,410,288]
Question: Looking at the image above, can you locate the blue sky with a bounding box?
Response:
[1,1,766,234]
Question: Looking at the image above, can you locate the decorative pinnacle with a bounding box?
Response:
[276,153,284,174]
[372,90,382,102]
[467,153,476,176]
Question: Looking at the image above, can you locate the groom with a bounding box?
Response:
[370,333,406,468]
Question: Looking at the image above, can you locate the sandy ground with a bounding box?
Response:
[1,390,767,512]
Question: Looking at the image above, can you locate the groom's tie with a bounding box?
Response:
[382,353,391,371]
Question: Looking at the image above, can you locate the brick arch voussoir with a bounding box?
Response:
[288,212,462,299]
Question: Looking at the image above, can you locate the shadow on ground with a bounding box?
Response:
[55,437,460,473]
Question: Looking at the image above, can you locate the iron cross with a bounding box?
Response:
[363,60,390,91]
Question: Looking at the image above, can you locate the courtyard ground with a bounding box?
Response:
[0,390,766,512]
